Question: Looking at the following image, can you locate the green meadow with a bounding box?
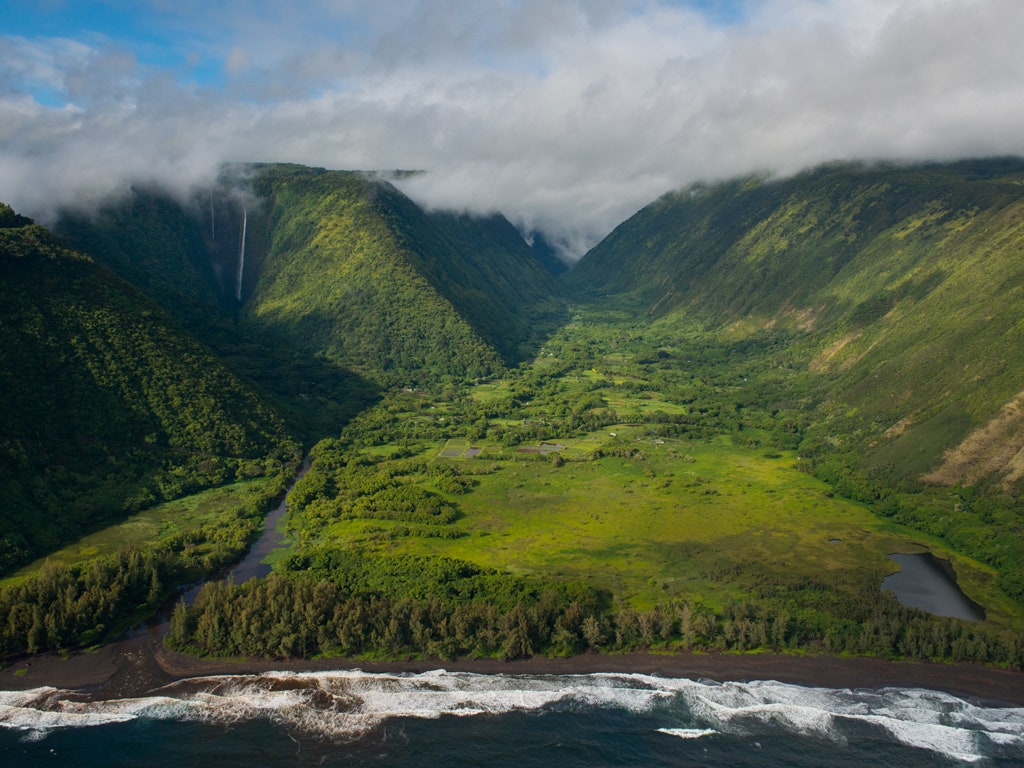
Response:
[281,306,1024,634]
[304,429,1012,625]
[1,476,276,588]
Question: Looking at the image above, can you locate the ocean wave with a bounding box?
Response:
[657,727,718,739]
[662,678,1024,763]
[1,671,1021,762]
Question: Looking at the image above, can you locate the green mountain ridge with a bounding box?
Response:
[0,205,296,571]
[56,167,561,390]
[241,166,561,387]
[567,158,1024,491]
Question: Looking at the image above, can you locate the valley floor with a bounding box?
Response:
[4,303,1022,674]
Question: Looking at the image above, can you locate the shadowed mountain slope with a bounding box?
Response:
[241,166,561,387]
[0,206,296,571]
[57,167,561,391]
[55,188,235,349]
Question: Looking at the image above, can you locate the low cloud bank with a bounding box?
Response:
[2,1,1023,258]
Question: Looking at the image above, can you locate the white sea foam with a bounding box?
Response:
[1,671,1021,762]
[0,687,188,742]
[842,714,984,763]
[658,727,718,739]
[656,678,1024,763]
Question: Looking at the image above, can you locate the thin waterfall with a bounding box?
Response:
[209,189,215,240]
[235,204,247,301]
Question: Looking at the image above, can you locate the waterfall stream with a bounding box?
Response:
[235,204,247,301]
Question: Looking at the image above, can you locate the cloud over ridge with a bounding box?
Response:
[2,0,1023,256]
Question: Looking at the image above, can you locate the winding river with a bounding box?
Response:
[172,456,311,609]
[224,456,311,583]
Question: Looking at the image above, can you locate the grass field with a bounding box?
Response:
[301,427,1015,625]
[1,476,276,587]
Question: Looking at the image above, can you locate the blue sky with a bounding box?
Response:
[2,0,749,100]
[2,1,1023,254]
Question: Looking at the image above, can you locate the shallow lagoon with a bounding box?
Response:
[882,553,985,621]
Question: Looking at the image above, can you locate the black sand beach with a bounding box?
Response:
[3,629,1022,707]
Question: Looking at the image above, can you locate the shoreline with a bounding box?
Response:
[2,629,1022,707]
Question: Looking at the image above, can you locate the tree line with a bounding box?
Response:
[166,563,1024,667]
[0,469,293,657]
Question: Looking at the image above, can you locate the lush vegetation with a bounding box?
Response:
[49,167,562,436]
[54,188,232,347]
[169,304,1023,665]
[52,178,380,445]
[241,167,561,388]
[169,569,1022,664]
[168,557,606,660]
[0,210,298,574]
[0,466,293,655]
[5,159,1024,669]
[567,159,1024,486]
[1,476,281,583]
[0,167,561,654]
[567,160,1024,605]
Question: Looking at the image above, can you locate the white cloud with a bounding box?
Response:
[2,0,1024,257]
[224,46,250,74]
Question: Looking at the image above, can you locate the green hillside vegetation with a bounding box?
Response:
[421,209,565,359]
[524,230,571,277]
[567,160,1024,594]
[55,188,235,347]
[0,169,566,656]
[242,169,499,386]
[5,160,1024,668]
[241,166,559,387]
[567,160,1024,478]
[0,467,293,654]
[0,206,297,575]
[0,475,279,586]
[51,167,561,435]
[52,179,369,444]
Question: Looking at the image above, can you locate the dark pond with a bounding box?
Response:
[882,552,985,621]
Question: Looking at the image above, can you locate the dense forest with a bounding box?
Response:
[168,569,1023,666]
[0,205,298,574]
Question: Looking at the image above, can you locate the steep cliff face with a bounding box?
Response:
[56,166,561,389]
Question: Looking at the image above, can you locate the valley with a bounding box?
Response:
[2,160,1024,668]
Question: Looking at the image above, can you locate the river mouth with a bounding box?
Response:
[882,552,985,621]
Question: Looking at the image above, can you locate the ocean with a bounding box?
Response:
[2,670,1022,766]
